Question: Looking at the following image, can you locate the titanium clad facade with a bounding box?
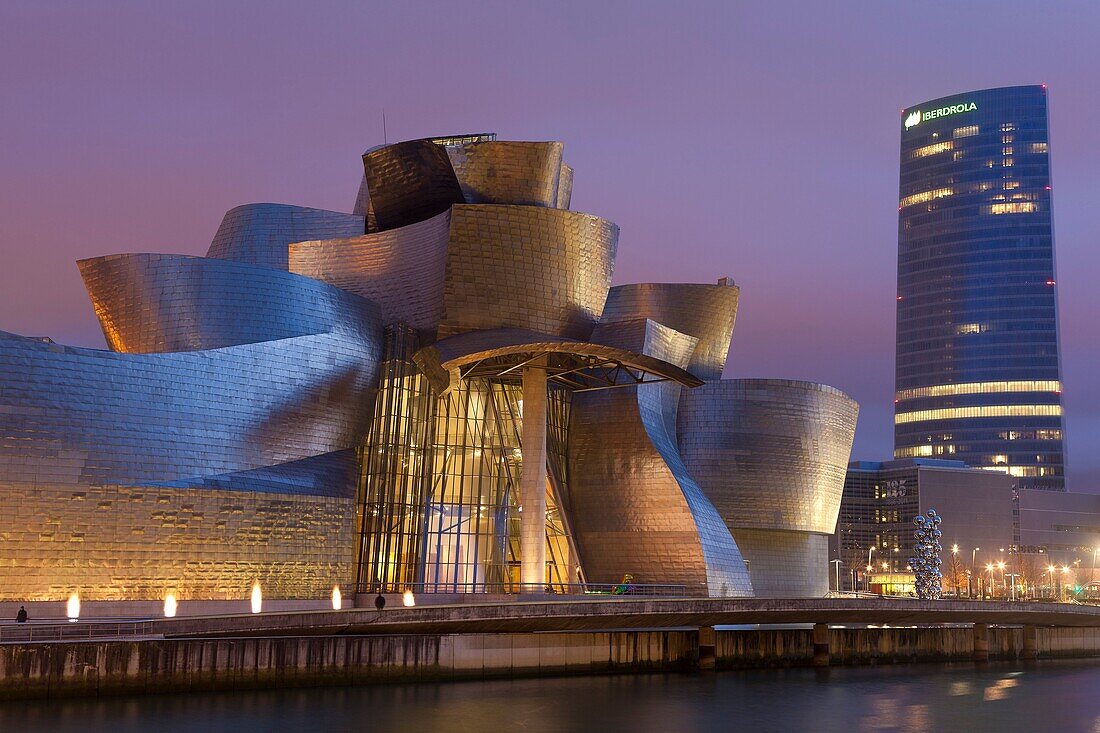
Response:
[207,203,365,271]
[0,131,858,603]
[363,140,465,231]
[439,205,618,340]
[896,85,1065,490]
[79,253,380,353]
[677,380,858,597]
[601,282,739,381]
[289,211,452,334]
[445,141,566,207]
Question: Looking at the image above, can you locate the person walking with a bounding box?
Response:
[16,606,28,623]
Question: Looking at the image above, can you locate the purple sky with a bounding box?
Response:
[2,1,1100,487]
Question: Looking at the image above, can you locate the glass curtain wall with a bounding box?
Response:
[356,329,579,593]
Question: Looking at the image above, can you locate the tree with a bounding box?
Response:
[946,551,966,596]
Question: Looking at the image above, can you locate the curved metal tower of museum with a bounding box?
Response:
[895,85,1065,490]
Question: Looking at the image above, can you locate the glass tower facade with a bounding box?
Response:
[895,85,1065,491]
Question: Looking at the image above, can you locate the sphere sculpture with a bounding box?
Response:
[910,509,943,600]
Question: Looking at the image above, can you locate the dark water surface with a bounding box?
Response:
[3,660,1100,732]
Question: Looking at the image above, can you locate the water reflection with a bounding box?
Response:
[3,660,1100,732]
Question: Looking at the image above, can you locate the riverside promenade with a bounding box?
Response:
[5,597,1100,700]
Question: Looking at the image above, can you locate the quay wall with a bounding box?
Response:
[5,626,1100,700]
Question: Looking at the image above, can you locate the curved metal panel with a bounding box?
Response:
[0,328,382,487]
[601,282,740,381]
[556,163,574,210]
[79,253,381,353]
[677,379,859,534]
[729,529,831,598]
[289,210,451,333]
[569,383,753,597]
[363,140,464,231]
[445,141,564,207]
[440,205,618,340]
[206,203,365,270]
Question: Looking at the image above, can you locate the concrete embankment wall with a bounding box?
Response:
[0,631,695,700]
[718,626,1100,667]
[6,627,1100,700]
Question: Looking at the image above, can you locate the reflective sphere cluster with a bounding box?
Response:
[910,509,943,600]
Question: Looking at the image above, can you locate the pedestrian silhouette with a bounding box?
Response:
[374,593,386,611]
[16,606,28,623]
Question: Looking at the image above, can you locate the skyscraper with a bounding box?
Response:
[895,85,1065,491]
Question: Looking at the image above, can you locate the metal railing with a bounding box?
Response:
[0,620,159,643]
[356,581,689,597]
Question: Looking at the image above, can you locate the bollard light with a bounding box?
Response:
[251,580,263,614]
[403,590,416,607]
[164,592,178,618]
[67,592,80,622]
[332,585,342,611]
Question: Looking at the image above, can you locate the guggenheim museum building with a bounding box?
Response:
[0,134,858,603]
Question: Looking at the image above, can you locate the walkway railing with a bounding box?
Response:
[355,581,688,596]
[0,620,158,643]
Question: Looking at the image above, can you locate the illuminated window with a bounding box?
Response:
[955,323,986,334]
[1004,181,1020,189]
[895,445,934,458]
[895,405,1063,425]
[953,151,965,161]
[999,429,1063,441]
[1030,142,1048,153]
[954,125,979,138]
[1002,134,1015,144]
[1000,123,1016,132]
[987,202,1035,214]
[1002,146,1014,155]
[899,187,953,208]
[911,141,953,159]
[1003,157,1014,167]
[895,381,1061,400]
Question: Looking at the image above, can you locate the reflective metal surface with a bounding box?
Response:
[440,204,618,340]
[445,141,566,207]
[363,139,465,231]
[600,282,740,381]
[79,253,379,353]
[677,379,858,597]
[207,203,365,270]
[290,210,452,333]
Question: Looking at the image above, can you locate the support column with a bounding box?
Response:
[1022,624,1038,660]
[972,623,989,663]
[812,623,830,667]
[698,626,716,670]
[520,360,548,590]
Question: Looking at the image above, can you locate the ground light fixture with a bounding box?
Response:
[164,592,178,618]
[66,592,80,622]
[332,585,342,610]
[251,581,263,613]
[403,590,416,607]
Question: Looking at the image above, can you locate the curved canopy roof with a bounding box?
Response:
[413,328,704,394]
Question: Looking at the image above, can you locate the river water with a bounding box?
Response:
[2,660,1099,732]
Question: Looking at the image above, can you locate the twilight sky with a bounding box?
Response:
[2,1,1099,486]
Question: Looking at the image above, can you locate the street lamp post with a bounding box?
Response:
[972,547,980,599]
[830,559,843,594]
[866,546,876,593]
[986,563,995,600]
[951,544,959,596]
[998,560,1007,600]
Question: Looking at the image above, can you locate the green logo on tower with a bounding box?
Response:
[903,101,977,130]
